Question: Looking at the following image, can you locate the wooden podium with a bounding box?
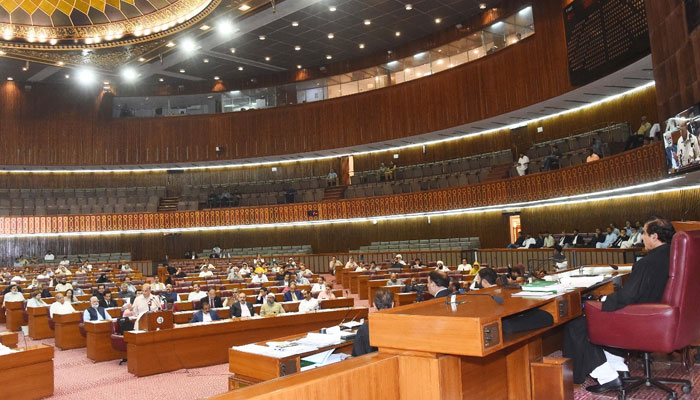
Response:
[138,310,174,331]
[27,307,53,340]
[54,313,86,350]
[5,301,25,331]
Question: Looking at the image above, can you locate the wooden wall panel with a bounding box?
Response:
[646,1,700,119]
[0,0,576,166]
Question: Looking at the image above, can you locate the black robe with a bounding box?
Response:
[563,243,671,383]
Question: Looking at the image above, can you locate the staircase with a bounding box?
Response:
[158,197,179,212]
[482,164,512,182]
[323,185,347,201]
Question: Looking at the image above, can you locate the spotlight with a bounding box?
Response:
[181,38,197,53]
[7,77,13,81]
[264,56,270,61]
[238,66,244,71]
[327,33,334,39]
[230,48,236,53]
[291,21,299,27]
[121,67,138,82]
[395,31,401,36]
[329,5,336,11]
[159,78,164,82]
[258,35,266,40]
[435,18,442,24]
[216,20,234,35]
[179,69,186,73]
[238,4,250,11]
[479,3,486,9]
[359,43,365,49]
[326,55,332,59]
[297,65,302,69]
[405,4,412,10]
[166,41,175,47]
[214,76,220,80]
[138,57,145,62]
[364,19,371,25]
[76,68,96,85]
[294,45,301,51]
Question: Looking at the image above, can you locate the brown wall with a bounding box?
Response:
[646,1,700,119]
[0,0,575,166]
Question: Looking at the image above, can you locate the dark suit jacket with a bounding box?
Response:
[433,288,451,299]
[283,290,303,302]
[99,298,118,308]
[351,321,376,356]
[229,301,255,318]
[201,296,223,309]
[189,310,221,323]
[532,238,544,248]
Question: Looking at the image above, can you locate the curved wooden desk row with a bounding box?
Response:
[124,307,369,377]
[0,144,666,235]
[0,344,54,400]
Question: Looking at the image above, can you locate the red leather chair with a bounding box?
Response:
[585,230,700,400]
[109,319,128,365]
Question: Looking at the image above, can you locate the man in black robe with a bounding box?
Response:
[563,216,675,393]
[352,289,394,357]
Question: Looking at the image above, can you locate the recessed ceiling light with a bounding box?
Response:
[395,31,401,37]
[181,38,197,52]
[7,77,13,81]
[294,45,301,51]
[121,67,137,82]
[405,4,413,10]
[2,30,13,40]
[326,55,332,59]
[203,58,209,63]
[297,65,302,69]
[179,69,186,73]
[364,19,371,25]
[434,18,442,23]
[138,57,145,62]
[327,33,334,39]
[200,25,210,30]
[479,3,486,9]
[259,35,266,40]
[216,20,234,35]
[291,21,299,27]
[264,56,270,61]
[21,67,27,71]
[159,78,164,82]
[358,43,365,49]
[329,5,336,11]
[239,4,250,11]
[57,61,64,66]
[49,38,57,45]
[166,41,175,47]
[214,76,220,80]
[238,66,244,71]
[230,48,236,53]
[65,74,70,79]
[0,50,5,55]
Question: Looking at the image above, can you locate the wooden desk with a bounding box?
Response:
[358,274,387,300]
[0,331,18,348]
[319,297,354,309]
[0,344,54,399]
[27,306,53,339]
[54,312,86,350]
[5,301,25,331]
[84,308,124,362]
[228,331,355,387]
[125,307,368,377]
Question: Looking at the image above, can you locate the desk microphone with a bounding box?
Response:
[609,264,619,270]
[446,293,504,305]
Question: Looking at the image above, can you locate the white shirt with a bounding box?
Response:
[11,276,26,282]
[457,263,471,271]
[677,134,700,167]
[239,302,252,318]
[151,282,166,291]
[300,269,313,277]
[50,301,76,318]
[355,266,367,272]
[519,238,536,249]
[516,155,529,176]
[251,274,268,283]
[59,260,70,266]
[121,265,133,272]
[239,267,250,276]
[199,270,214,278]
[201,312,212,323]
[298,298,319,313]
[311,283,325,293]
[345,261,358,269]
[27,298,48,308]
[55,282,73,292]
[3,292,24,306]
[44,254,55,261]
[83,307,113,321]
[188,291,207,302]
[132,294,162,316]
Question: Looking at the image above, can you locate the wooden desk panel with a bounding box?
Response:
[53,312,86,350]
[0,331,18,348]
[5,301,25,331]
[319,297,354,309]
[0,344,54,399]
[27,306,53,339]
[84,319,124,362]
[125,307,368,377]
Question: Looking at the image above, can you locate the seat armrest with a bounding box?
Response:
[585,301,679,353]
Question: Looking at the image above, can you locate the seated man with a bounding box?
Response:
[620,226,643,248]
[283,282,303,302]
[543,145,562,171]
[83,296,113,321]
[99,291,119,308]
[198,267,214,278]
[596,227,618,248]
[377,163,388,181]
[568,229,584,248]
[625,115,651,150]
[151,276,166,291]
[543,232,555,248]
[470,267,498,290]
[298,290,319,313]
[588,228,606,248]
[311,276,326,294]
[563,216,675,392]
[352,289,394,356]
[188,284,207,302]
[230,292,255,318]
[435,261,450,272]
[507,231,526,249]
[49,293,75,318]
[227,266,242,281]
[255,287,270,304]
[123,277,137,293]
[190,301,220,323]
[552,245,568,270]
[518,234,536,249]
[54,276,73,292]
[386,273,403,286]
[251,271,269,284]
[427,270,450,298]
[385,161,396,181]
[117,283,132,299]
[515,153,529,176]
[162,284,179,304]
[260,293,285,316]
[202,288,223,309]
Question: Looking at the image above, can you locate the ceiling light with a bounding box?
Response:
[329,5,336,11]
[2,30,12,40]
[264,56,270,61]
[84,37,93,44]
[49,38,58,45]
[138,57,145,62]
[200,24,210,30]
[491,21,504,29]
[0,50,5,55]
[6,77,13,81]
[21,66,27,71]
[179,69,186,73]
[520,6,532,15]
[57,61,64,66]
[103,81,110,85]
[395,31,401,37]
[238,66,244,71]
[65,74,70,79]
[479,3,486,9]
[326,55,332,60]
[435,18,442,23]
[216,20,234,35]
[327,33,334,39]
[214,76,220,80]
[297,65,302,69]
[238,4,250,11]
[159,78,164,82]
[181,38,197,53]
[405,4,412,10]
[166,41,175,47]
[76,68,96,85]
[294,45,301,51]
[358,43,365,49]
[364,19,371,25]
[292,21,299,27]
[230,48,236,54]
[258,35,266,40]
[203,58,209,63]
[121,67,138,82]
[436,59,444,65]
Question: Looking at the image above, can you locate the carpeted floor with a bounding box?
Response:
[2,275,697,399]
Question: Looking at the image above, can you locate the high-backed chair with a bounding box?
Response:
[585,230,700,400]
[110,319,128,365]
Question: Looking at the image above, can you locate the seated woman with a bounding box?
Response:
[317,284,337,300]
[27,290,48,308]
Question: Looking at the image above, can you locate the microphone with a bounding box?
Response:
[609,264,619,270]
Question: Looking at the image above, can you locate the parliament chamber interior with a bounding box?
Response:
[1,0,700,399]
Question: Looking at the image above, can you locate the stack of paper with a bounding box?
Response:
[521,280,566,294]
